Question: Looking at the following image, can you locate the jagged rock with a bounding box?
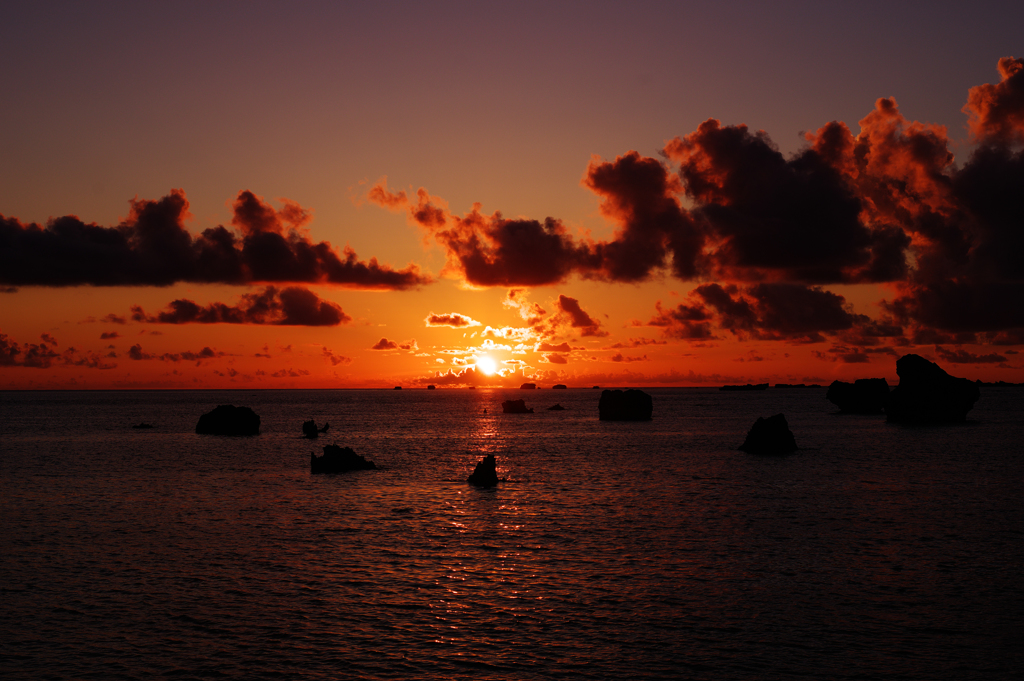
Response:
[520,382,537,389]
[739,413,798,455]
[502,399,534,413]
[827,378,890,413]
[468,454,499,487]
[598,389,653,421]
[885,354,981,424]
[302,419,319,438]
[195,405,260,436]
[547,403,566,411]
[311,444,377,474]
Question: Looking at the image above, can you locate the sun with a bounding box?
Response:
[477,356,497,375]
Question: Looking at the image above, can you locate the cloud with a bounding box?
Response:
[1,331,116,369]
[605,337,668,349]
[424,312,481,328]
[371,337,417,351]
[322,347,352,366]
[536,341,571,353]
[0,189,429,289]
[130,286,350,326]
[127,343,224,363]
[543,353,568,364]
[934,346,1008,364]
[611,353,648,363]
[100,331,120,340]
[964,56,1024,146]
[554,295,608,337]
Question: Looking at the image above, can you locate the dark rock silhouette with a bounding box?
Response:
[885,354,981,424]
[132,422,154,429]
[195,405,260,436]
[320,422,330,433]
[427,384,436,390]
[739,413,798,455]
[720,383,768,391]
[502,399,534,413]
[302,419,319,438]
[467,454,499,487]
[520,382,537,389]
[774,383,821,388]
[827,378,890,413]
[394,386,402,390]
[598,389,653,421]
[547,403,566,411]
[310,444,377,473]
[553,384,567,389]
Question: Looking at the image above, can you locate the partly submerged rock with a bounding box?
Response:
[739,413,798,455]
[598,389,653,421]
[311,444,377,474]
[827,378,890,413]
[885,354,981,424]
[302,419,319,438]
[468,454,499,487]
[132,422,154,429]
[502,399,534,413]
[195,405,260,436]
[547,403,566,411]
[427,385,436,390]
[553,384,567,389]
[520,382,537,389]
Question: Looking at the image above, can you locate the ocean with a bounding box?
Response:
[1,387,1022,679]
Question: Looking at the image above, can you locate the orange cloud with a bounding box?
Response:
[130,286,350,326]
[424,312,481,328]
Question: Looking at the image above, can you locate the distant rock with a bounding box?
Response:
[195,405,260,436]
[132,422,154,429]
[502,399,534,413]
[394,386,402,390]
[310,444,377,474]
[827,378,890,413]
[427,385,436,390]
[720,383,768,391]
[739,413,797,455]
[592,385,600,389]
[302,419,319,438]
[468,454,499,487]
[598,389,653,421]
[520,382,537,389]
[774,383,822,389]
[885,354,981,424]
[547,403,566,411]
[553,384,567,389]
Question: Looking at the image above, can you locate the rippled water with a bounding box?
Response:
[2,387,1022,679]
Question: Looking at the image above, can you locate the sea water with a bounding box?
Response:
[1,387,1022,679]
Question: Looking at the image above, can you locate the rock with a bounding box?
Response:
[546,403,566,411]
[553,384,567,389]
[427,384,436,390]
[195,405,260,436]
[132,422,154,429]
[520,382,537,389]
[826,378,890,413]
[739,413,797,455]
[310,444,377,474]
[394,386,402,390]
[502,399,534,413]
[302,419,319,438]
[720,383,768,391]
[598,389,653,421]
[885,354,981,424]
[468,454,499,487]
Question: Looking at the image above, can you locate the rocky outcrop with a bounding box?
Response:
[598,389,653,421]
[195,405,260,436]
[502,399,534,413]
[827,378,890,413]
[468,454,499,487]
[302,420,330,438]
[885,354,981,424]
[520,383,537,389]
[310,445,377,473]
[720,383,768,391]
[546,403,566,411]
[553,384,567,389]
[739,413,797,455]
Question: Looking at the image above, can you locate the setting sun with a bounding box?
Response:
[476,356,497,375]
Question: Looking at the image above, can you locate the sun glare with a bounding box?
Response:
[477,356,497,375]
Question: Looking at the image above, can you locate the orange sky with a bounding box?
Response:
[2,3,1024,389]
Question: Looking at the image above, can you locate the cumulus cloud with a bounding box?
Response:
[424,312,481,328]
[964,56,1024,146]
[127,343,224,363]
[0,189,429,289]
[371,337,418,351]
[322,347,352,366]
[130,286,350,326]
[935,346,1008,364]
[1,331,118,369]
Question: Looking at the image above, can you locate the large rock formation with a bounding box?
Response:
[195,405,260,436]
[467,454,499,487]
[827,378,890,413]
[310,444,377,474]
[502,399,534,413]
[739,413,798,455]
[598,389,653,421]
[885,354,981,424]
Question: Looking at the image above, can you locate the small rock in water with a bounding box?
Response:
[827,378,889,413]
[502,399,534,413]
[739,413,798,455]
[468,454,499,487]
[885,354,981,424]
[311,444,377,474]
[195,405,260,436]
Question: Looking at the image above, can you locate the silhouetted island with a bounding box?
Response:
[502,399,534,413]
[195,405,260,436]
[547,403,566,411]
[885,354,980,424]
[467,454,500,487]
[739,413,797,455]
[827,378,889,413]
[774,383,822,389]
[394,386,402,390]
[310,444,377,474]
[720,383,768,391]
[520,383,537,389]
[553,384,567,389]
[598,389,653,421]
[427,384,436,390]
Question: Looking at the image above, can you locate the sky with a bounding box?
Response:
[2,0,1023,389]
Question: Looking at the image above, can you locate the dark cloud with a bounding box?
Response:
[611,353,648,363]
[935,346,1008,364]
[543,354,568,364]
[371,338,418,351]
[100,331,120,340]
[130,286,349,326]
[128,343,223,363]
[964,57,1024,146]
[555,295,607,337]
[424,312,481,328]
[0,190,428,289]
[322,347,352,366]
[536,341,571,353]
[1,331,115,369]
